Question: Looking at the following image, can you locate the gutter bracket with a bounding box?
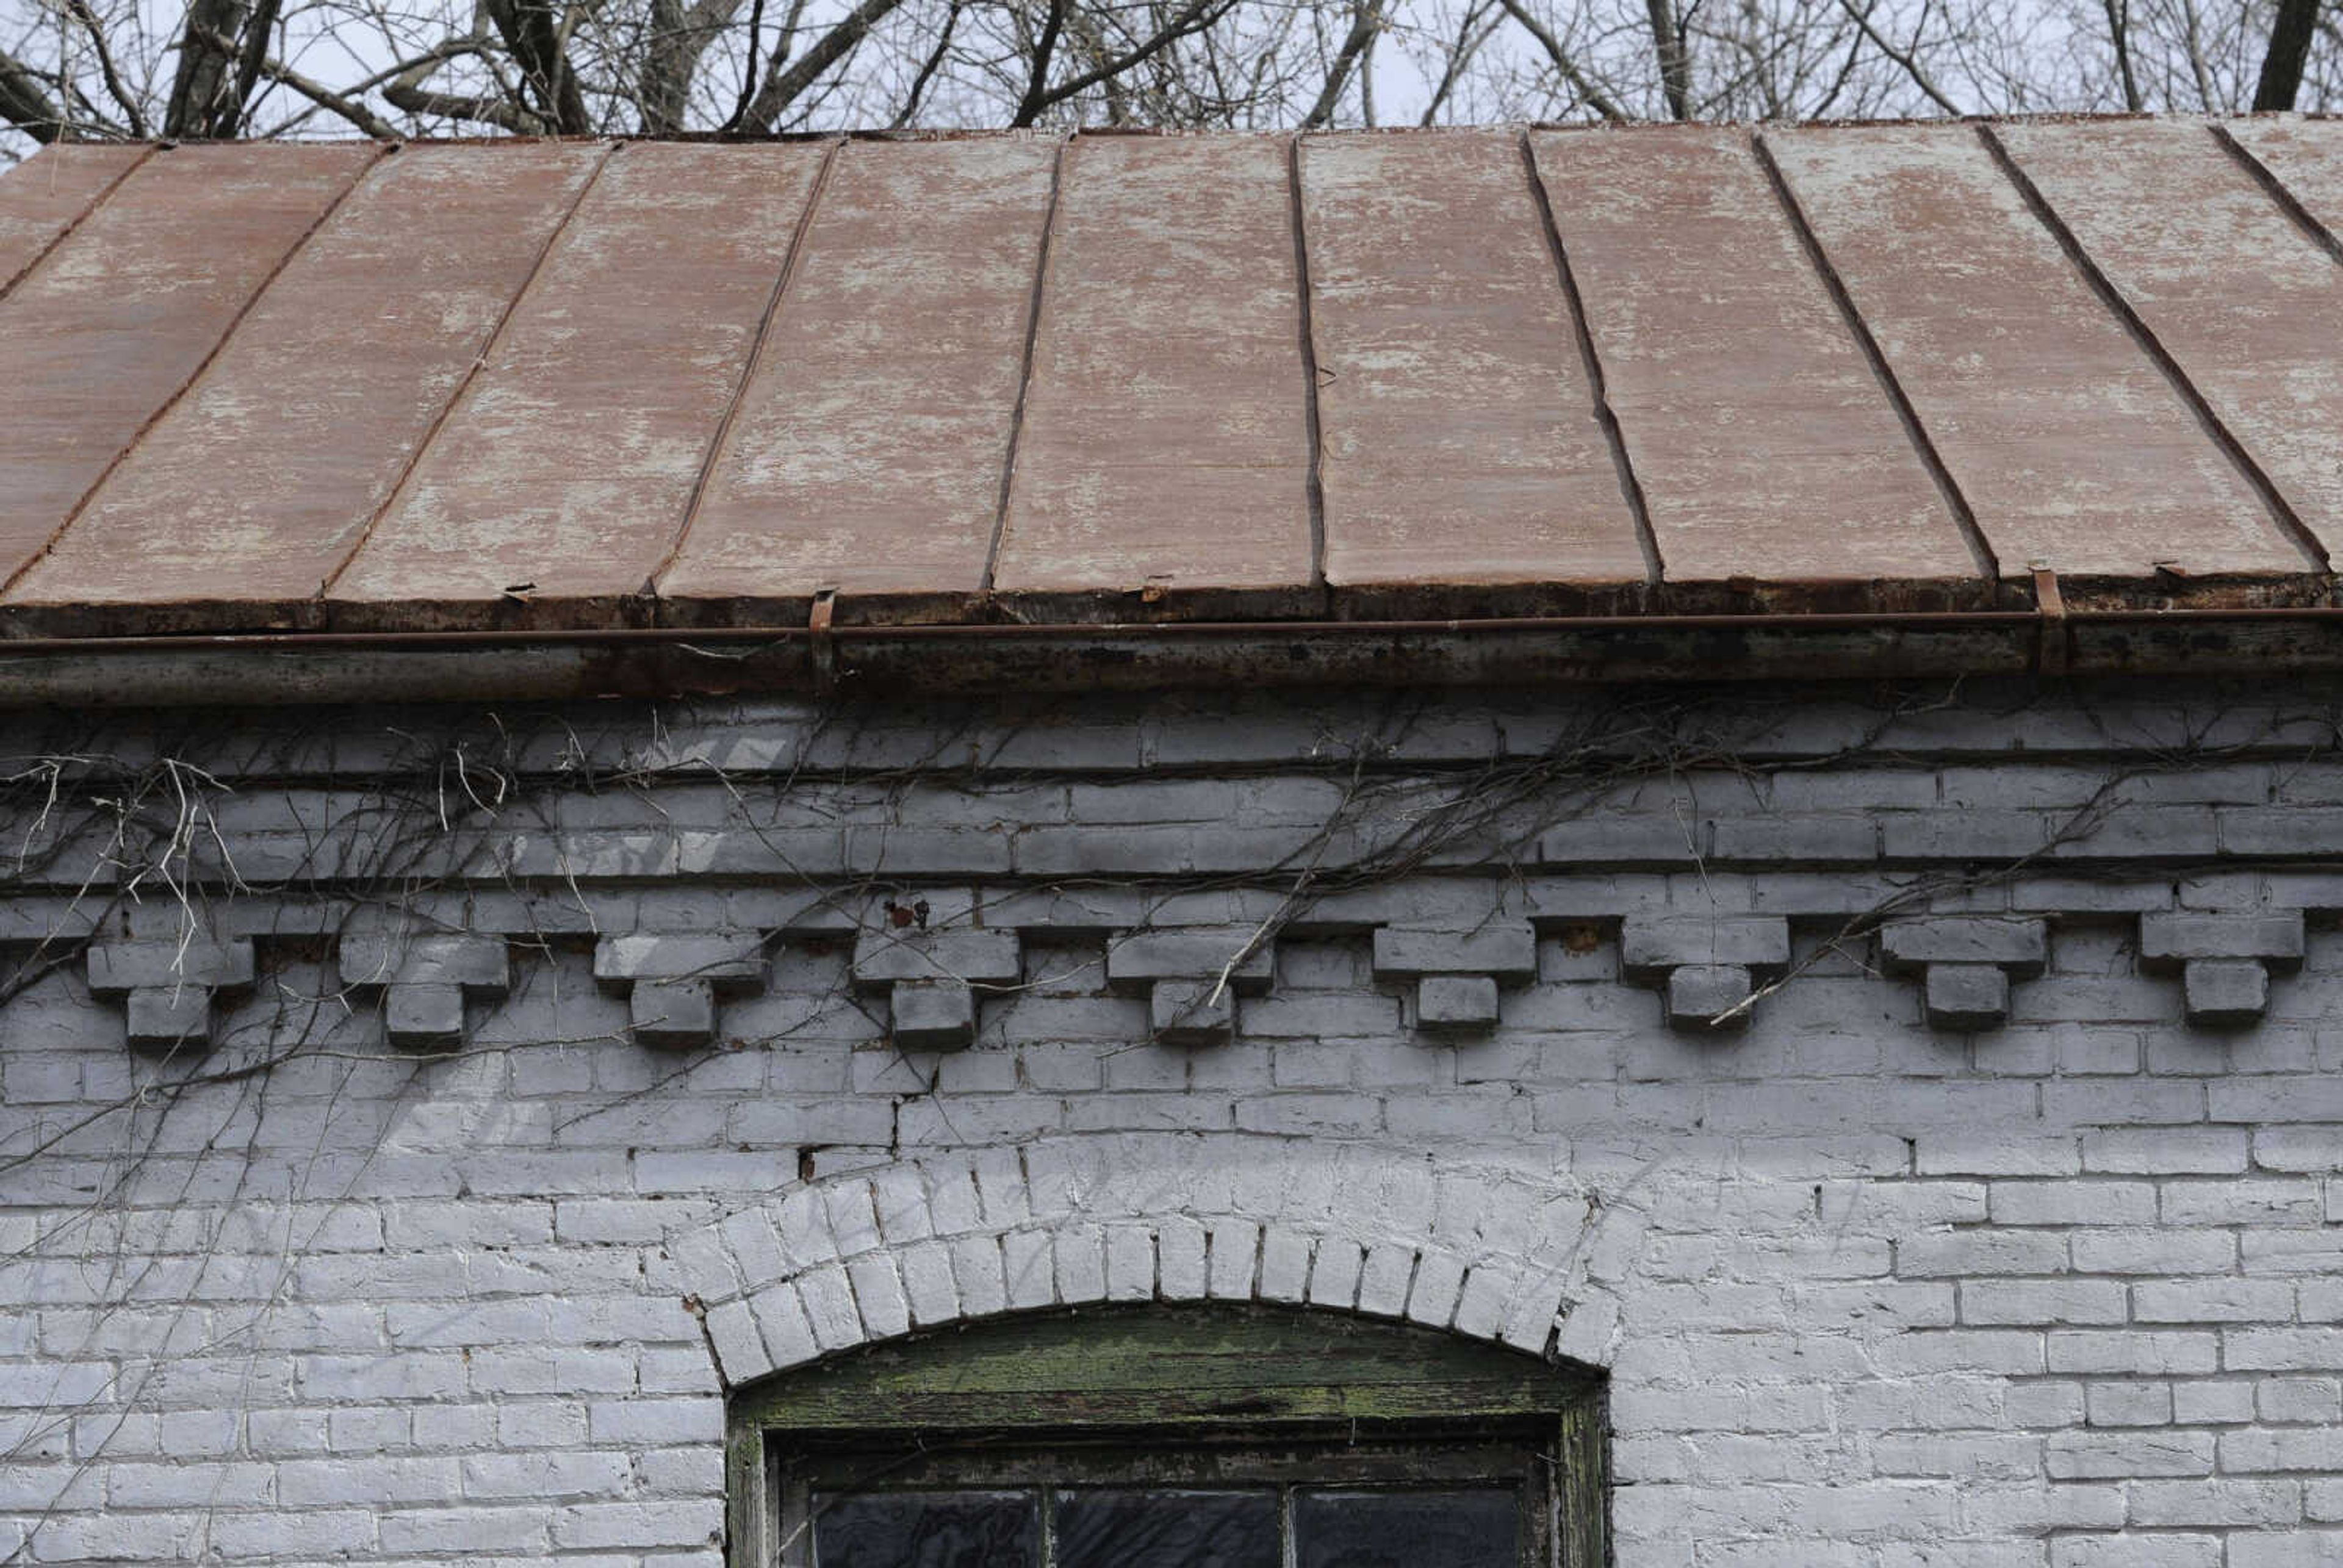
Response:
[2032,564,2070,678]
[809,587,838,696]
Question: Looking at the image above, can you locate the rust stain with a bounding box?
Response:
[1995,119,2342,569]
[1769,121,2305,583]
[0,124,2333,641]
[660,137,1057,626]
[1302,132,1647,602]
[9,143,599,631]
[0,142,149,302]
[990,134,1316,615]
[0,143,376,601]
[1529,125,1978,595]
[328,141,829,628]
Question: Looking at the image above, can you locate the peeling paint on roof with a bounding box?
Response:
[0,120,2338,638]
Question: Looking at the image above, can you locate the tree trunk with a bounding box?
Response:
[1646,0,1691,118]
[2253,0,2320,109]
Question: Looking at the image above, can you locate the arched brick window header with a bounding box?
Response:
[669,1137,1621,1392]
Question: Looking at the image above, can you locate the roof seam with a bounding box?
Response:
[0,141,390,606]
[2209,122,2343,272]
[0,143,156,307]
[979,131,1070,600]
[1975,121,2331,577]
[648,135,848,609]
[315,140,621,605]
[1289,134,1330,604]
[1753,130,1999,588]
[1519,130,1663,591]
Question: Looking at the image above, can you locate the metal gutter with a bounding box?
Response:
[1,604,2340,707]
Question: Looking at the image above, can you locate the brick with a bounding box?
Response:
[2086,1381,2172,1426]
[2258,1378,2342,1424]
[1666,965,1752,1032]
[1989,1181,2159,1226]
[1960,1279,2126,1326]
[1880,917,2048,976]
[2140,911,2306,969]
[1150,980,1234,1046]
[2046,1331,2219,1375]
[2220,807,2343,857]
[121,986,214,1052]
[596,929,767,985]
[2176,1381,2257,1425]
[2082,1127,2248,1174]
[1105,929,1274,993]
[2230,1533,2343,1567]
[2046,1430,2214,1478]
[630,977,716,1049]
[2222,1429,2343,1473]
[2126,1478,2303,1528]
[1620,915,1790,974]
[2227,1328,2343,1370]
[1709,814,1877,862]
[2183,957,2270,1027]
[845,927,1017,991]
[2053,1536,2220,1567]
[384,982,464,1050]
[85,939,254,994]
[1924,963,2009,1031]
[1371,923,1536,982]
[1417,975,1499,1035]
[891,980,975,1050]
[1881,809,2051,861]
[341,932,510,993]
[1538,816,1699,866]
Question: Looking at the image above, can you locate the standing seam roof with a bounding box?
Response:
[1,118,2339,640]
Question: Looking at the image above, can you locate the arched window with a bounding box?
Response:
[725,1305,1608,1567]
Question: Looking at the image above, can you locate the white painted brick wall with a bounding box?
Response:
[2,688,2343,1563]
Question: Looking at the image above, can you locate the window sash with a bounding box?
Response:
[725,1306,1607,1568]
[775,1431,1558,1568]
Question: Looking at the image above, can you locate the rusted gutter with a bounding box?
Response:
[1,606,2339,707]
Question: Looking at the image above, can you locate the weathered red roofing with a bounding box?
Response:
[2,119,2340,642]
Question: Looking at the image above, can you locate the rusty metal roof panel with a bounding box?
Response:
[5,143,598,632]
[327,141,828,627]
[1303,131,1650,610]
[1768,121,2311,587]
[1529,126,1979,600]
[1992,119,2343,570]
[0,143,148,299]
[2226,115,2343,231]
[990,134,1315,616]
[1,121,2339,646]
[0,142,376,599]
[660,136,1057,625]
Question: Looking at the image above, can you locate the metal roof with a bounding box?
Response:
[1,120,2341,663]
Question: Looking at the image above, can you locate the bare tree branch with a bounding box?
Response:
[1302,0,1384,126]
[1830,0,1962,112]
[200,27,401,135]
[1494,0,1628,120]
[0,45,70,142]
[62,0,147,137]
[743,0,904,128]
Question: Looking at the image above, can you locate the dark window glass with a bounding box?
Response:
[1055,1489,1280,1568]
[1295,1487,1517,1568]
[811,1489,1037,1568]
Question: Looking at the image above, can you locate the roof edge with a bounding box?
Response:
[3,608,2341,707]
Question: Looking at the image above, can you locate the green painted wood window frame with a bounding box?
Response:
[725,1305,1608,1567]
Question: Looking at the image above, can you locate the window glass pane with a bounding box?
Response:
[811,1489,1038,1568]
[1295,1488,1518,1568]
[1056,1489,1280,1568]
